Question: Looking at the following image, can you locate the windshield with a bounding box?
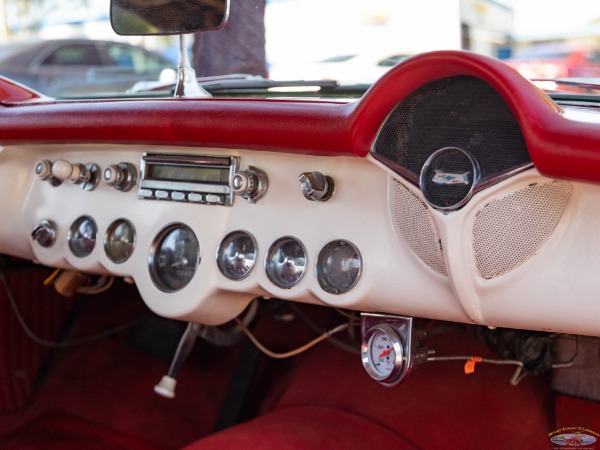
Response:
[1,0,600,98]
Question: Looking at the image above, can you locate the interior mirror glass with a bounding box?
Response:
[110,0,229,36]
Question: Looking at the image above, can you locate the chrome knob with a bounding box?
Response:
[298,171,334,201]
[31,220,57,248]
[103,163,137,192]
[232,167,268,203]
[35,160,53,180]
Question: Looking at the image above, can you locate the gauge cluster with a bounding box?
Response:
[9,143,432,326]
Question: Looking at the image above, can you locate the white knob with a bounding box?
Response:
[35,160,53,180]
[154,375,177,399]
[52,159,73,181]
[103,165,119,186]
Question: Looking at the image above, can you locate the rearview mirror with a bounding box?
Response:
[110,0,229,36]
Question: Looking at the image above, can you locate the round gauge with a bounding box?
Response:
[316,240,362,294]
[68,216,97,258]
[149,224,200,292]
[217,231,257,281]
[266,236,307,289]
[361,324,404,383]
[105,219,136,263]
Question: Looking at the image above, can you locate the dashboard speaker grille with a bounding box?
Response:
[473,181,572,279]
[372,76,530,184]
[390,178,447,275]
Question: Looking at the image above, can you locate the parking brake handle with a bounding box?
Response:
[154,322,201,399]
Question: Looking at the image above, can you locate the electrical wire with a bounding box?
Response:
[234,316,349,359]
[288,303,360,355]
[552,335,580,369]
[1,272,142,348]
[77,276,115,295]
[427,355,526,385]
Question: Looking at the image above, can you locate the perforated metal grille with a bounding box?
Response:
[390,178,447,275]
[373,76,530,183]
[473,181,572,279]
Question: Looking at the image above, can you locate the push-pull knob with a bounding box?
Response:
[51,159,99,191]
[31,220,57,247]
[52,160,87,182]
[103,163,137,192]
[35,160,53,180]
[232,166,268,203]
[298,171,334,201]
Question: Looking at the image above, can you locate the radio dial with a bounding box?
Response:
[104,163,137,192]
[232,167,268,203]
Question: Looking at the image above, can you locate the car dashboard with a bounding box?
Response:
[1,50,600,337]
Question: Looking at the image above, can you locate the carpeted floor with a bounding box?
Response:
[0,268,597,449]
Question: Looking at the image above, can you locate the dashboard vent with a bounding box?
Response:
[472,180,572,279]
[389,178,447,275]
[372,76,530,186]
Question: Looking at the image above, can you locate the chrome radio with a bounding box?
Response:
[138,153,239,206]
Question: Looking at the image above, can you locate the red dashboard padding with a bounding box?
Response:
[1,51,600,184]
[184,405,419,450]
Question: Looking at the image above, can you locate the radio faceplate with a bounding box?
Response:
[138,153,239,206]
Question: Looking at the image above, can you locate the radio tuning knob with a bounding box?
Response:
[31,220,57,248]
[104,163,137,192]
[298,171,334,201]
[232,167,268,203]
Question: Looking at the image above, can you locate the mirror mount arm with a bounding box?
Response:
[174,35,211,99]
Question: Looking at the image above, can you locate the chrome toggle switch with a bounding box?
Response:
[31,220,57,248]
[103,162,137,192]
[298,171,334,201]
[232,166,268,203]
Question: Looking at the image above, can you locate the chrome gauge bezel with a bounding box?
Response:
[67,215,97,258]
[361,323,405,384]
[316,240,362,295]
[148,223,200,293]
[104,218,136,264]
[216,230,258,281]
[265,236,307,289]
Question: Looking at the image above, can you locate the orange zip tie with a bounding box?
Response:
[464,356,483,375]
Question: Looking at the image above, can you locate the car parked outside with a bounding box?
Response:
[269,52,411,85]
[0,39,176,97]
[504,43,600,80]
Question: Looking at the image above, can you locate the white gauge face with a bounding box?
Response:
[361,323,404,383]
[368,329,396,377]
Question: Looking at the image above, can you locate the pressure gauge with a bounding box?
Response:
[217,230,257,280]
[149,224,200,292]
[266,236,307,289]
[362,323,405,384]
[105,219,136,263]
